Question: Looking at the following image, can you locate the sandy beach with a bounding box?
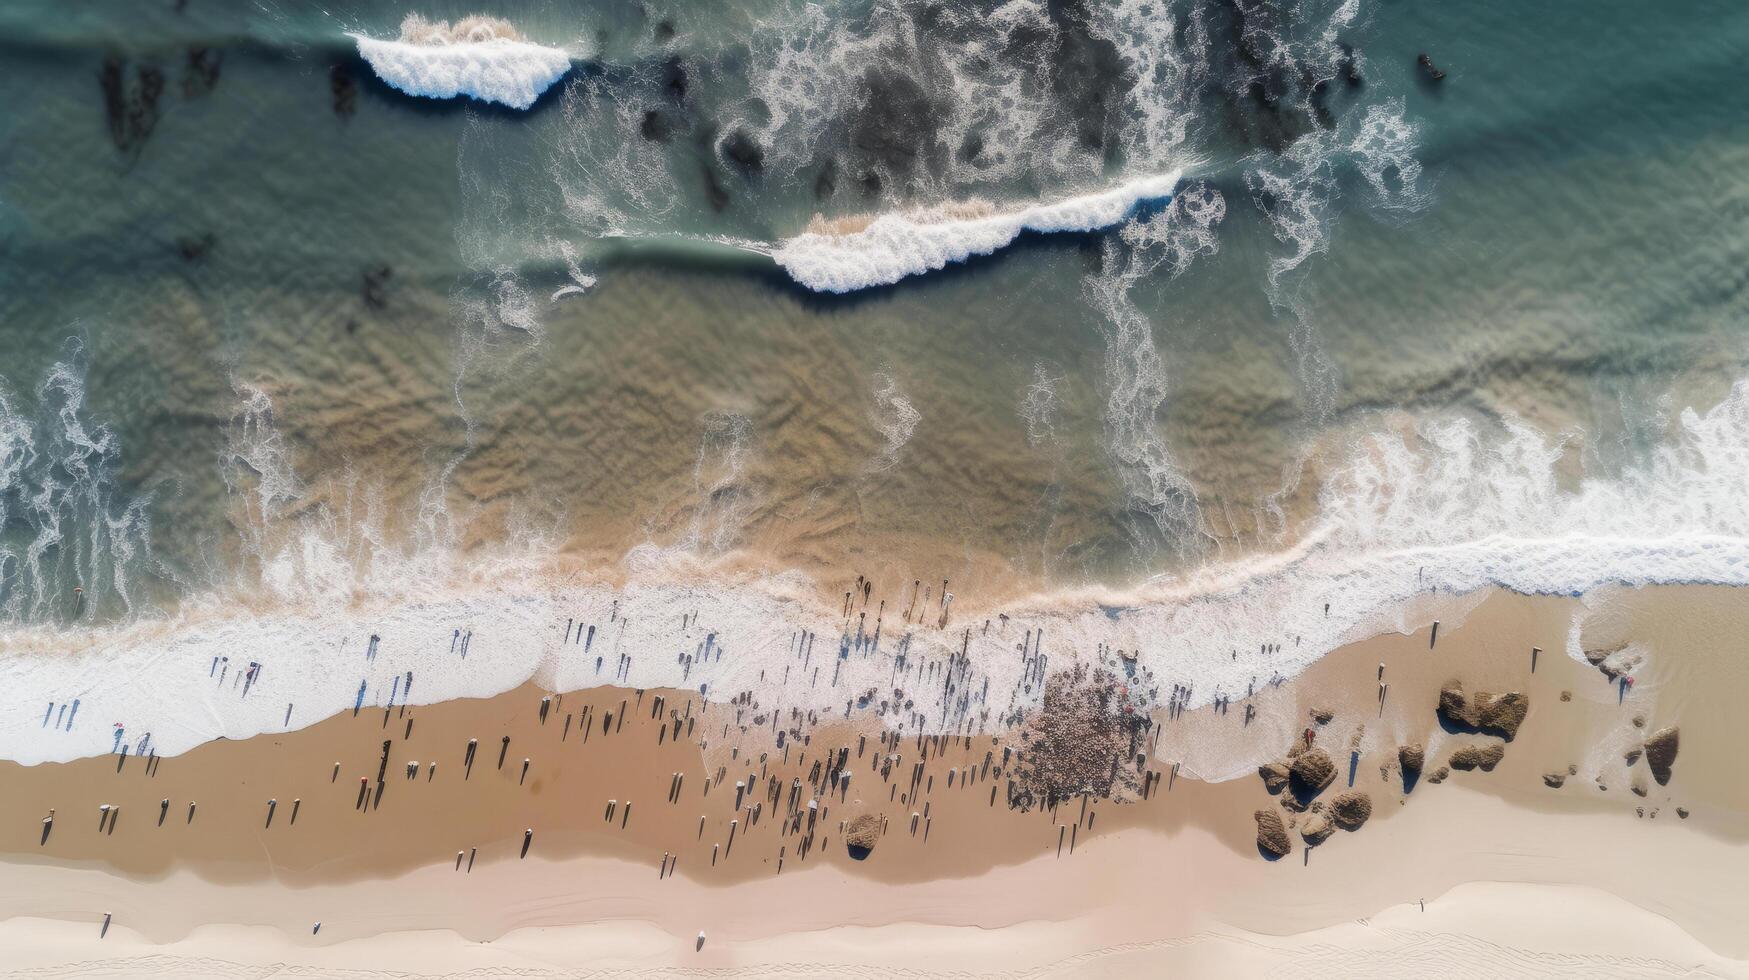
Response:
[1,584,1745,977]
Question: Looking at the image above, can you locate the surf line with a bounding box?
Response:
[761,172,1184,293]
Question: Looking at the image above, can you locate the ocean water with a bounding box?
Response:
[0,0,1745,765]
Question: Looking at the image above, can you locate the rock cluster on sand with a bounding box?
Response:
[1289,747,1337,797]
[1448,743,1505,771]
[1645,727,1680,785]
[1300,812,1333,846]
[1255,809,1292,857]
[1437,681,1529,739]
[1426,766,1450,784]
[844,813,880,858]
[1258,762,1290,795]
[1329,792,1372,831]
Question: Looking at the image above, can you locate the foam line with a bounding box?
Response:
[350,32,571,111]
[771,173,1183,292]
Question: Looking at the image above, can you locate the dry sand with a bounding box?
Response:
[1,584,1746,976]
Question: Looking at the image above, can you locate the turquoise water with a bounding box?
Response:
[0,0,1746,629]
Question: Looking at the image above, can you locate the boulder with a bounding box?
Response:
[1289,748,1337,798]
[1398,743,1425,774]
[1477,692,1529,739]
[1645,727,1679,785]
[1543,772,1566,789]
[1329,792,1373,831]
[1300,812,1333,846]
[1254,808,1292,858]
[1437,681,1529,739]
[1448,743,1505,772]
[1437,681,1469,724]
[1258,762,1290,795]
[844,813,880,859]
[1426,766,1449,784]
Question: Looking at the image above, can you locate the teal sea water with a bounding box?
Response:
[0,0,1745,763]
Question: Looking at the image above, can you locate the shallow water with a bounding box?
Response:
[0,0,1745,761]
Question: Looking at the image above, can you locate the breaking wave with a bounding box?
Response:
[770,173,1182,292]
[351,15,573,110]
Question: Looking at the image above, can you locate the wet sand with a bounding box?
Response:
[1,584,1746,975]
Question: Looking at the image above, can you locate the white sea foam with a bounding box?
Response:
[350,16,572,111]
[7,378,1749,771]
[868,373,921,471]
[772,173,1182,292]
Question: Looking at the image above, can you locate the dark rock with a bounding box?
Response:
[812,159,837,199]
[1677,806,1689,819]
[720,129,765,173]
[1254,808,1291,858]
[182,46,222,99]
[1288,748,1336,799]
[1398,743,1424,773]
[662,57,688,105]
[1310,708,1334,725]
[1437,681,1529,740]
[700,162,729,211]
[1448,743,1505,772]
[1417,53,1446,82]
[100,57,165,160]
[1645,727,1679,785]
[1543,772,1566,789]
[640,109,671,143]
[849,66,943,178]
[175,232,215,261]
[361,265,392,309]
[844,813,879,859]
[1329,791,1372,831]
[330,63,357,118]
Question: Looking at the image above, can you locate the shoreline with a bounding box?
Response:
[8,524,1749,767]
